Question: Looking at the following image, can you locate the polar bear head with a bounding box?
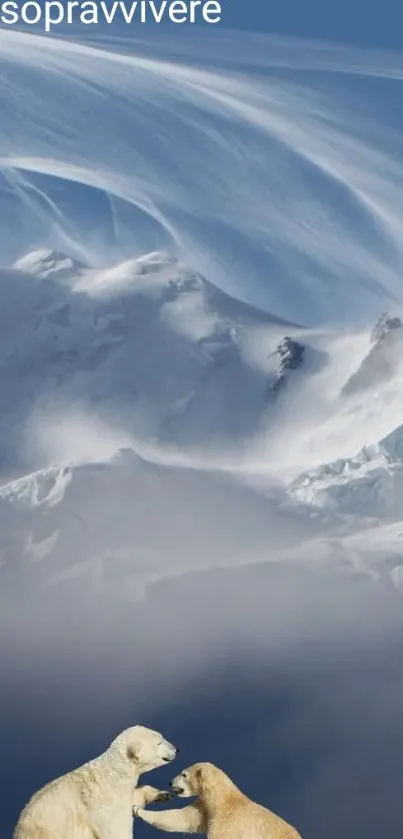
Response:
[169,762,220,797]
[109,726,178,774]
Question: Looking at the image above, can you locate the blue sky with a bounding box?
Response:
[7,0,403,50]
[222,0,403,50]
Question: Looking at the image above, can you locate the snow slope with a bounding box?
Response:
[0,246,403,595]
[0,248,305,469]
[0,447,342,601]
[3,246,403,475]
[290,424,403,518]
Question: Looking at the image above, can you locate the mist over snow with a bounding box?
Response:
[1,22,403,839]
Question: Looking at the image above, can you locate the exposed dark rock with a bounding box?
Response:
[277,336,305,371]
[370,313,402,345]
[267,336,305,396]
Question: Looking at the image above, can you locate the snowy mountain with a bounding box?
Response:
[342,314,403,396]
[0,248,308,465]
[1,244,403,595]
[1,242,403,595]
[14,249,87,283]
[290,424,403,518]
[286,315,403,521]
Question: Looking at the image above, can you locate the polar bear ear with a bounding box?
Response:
[126,745,139,763]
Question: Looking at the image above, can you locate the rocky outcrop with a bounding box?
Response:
[342,313,403,396]
[267,336,305,395]
[370,313,402,345]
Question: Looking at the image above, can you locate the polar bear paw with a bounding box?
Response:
[155,790,175,802]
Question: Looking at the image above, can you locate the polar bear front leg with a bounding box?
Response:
[135,803,206,834]
[132,786,174,810]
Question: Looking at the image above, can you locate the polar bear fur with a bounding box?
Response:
[13,725,177,839]
[135,761,302,839]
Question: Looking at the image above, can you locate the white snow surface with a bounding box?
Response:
[1,28,403,596]
[0,246,402,595]
[0,249,293,463]
[290,425,403,517]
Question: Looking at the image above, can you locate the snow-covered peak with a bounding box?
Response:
[76,251,186,294]
[14,249,86,283]
[0,249,303,463]
[76,250,286,328]
[342,312,403,396]
[370,313,403,345]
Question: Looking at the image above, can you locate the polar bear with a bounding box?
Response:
[14,725,177,839]
[135,761,302,839]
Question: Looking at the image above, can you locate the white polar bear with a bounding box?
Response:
[13,725,177,839]
[135,761,302,839]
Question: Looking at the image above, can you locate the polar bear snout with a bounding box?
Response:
[169,780,184,794]
[169,770,194,798]
[142,736,177,771]
[162,741,178,763]
[169,779,185,794]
